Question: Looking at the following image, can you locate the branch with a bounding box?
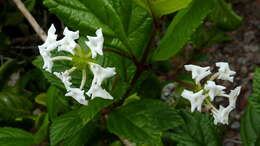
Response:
[12,0,47,41]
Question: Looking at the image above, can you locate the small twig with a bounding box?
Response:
[224,138,241,144]
[12,0,47,41]
[118,137,134,146]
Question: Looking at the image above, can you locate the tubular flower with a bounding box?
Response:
[181,90,207,112]
[57,27,79,55]
[87,63,116,99]
[184,65,211,84]
[65,88,88,105]
[39,47,53,72]
[204,81,226,101]
[39,24,58,51]
[216,62,236,82]
[85,28,104,58]
[212,105,234,125]
[227,86,241,108]
[38,25,116,105]
[88,63,116,86]
[53,70,72,90]
[181,62,241,125]
[86,84,113,100]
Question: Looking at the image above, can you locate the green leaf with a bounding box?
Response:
[149,0,192,16]
[190,25,230,49]
[0,90,33,121]
[240,68,260,146]
[50,110,85,146]
[131,0,150,13]
[107,99,183,144]
[47,86,68,121]
[63,121,98,146]
[152,0,214,61]
[35,93,47,106]
[252,68,260,97]
[50,98,114,145]
[0,127,35,146]
[168,110,221,146]
[240,97,260,146]
[78,98,114,122]
[44,0,153,60]
[132,0,192,17]
[34,114,50,144]
[210,0,242,31]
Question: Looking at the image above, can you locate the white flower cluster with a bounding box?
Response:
[38,24,116,105]
[181,62,241,125]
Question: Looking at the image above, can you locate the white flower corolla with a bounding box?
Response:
[184,65,211,84]
[204,81,226,101]
[227,86,241,108]
[65,88,88,105]
[57,27,79,55]
[39,24,58,51]
[38,24,60,72]
[216,62,236,82]
[212,105,234,125]
[63,27,79,40]
[86,63,116,100]
[89,63,116,86]
[86,84,113,100]
[85,28,104,58]
[54,70,72,90]
[39,47,53,72]
[181,89,207,112]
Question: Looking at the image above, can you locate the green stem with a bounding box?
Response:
[80,69,87,90]
[52,56,72,61]
[204,98,217,111]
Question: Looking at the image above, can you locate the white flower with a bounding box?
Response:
[57,27,79,55]
[63,27,79,40]
[39,47,53,72]
[39,24,58,51]
[54,70,72,90]
[181,89,207,112]
[184,65,211,84]
[86,63,116,100]
[204,81,226,101]
[212,105,234,125]
[85,28,104,58]
[216,62,236,82]
[38,24,60,72]
[86,84,113,100]
[89,63,116,86]
[228,86,241,108]
[65,88,88,105]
